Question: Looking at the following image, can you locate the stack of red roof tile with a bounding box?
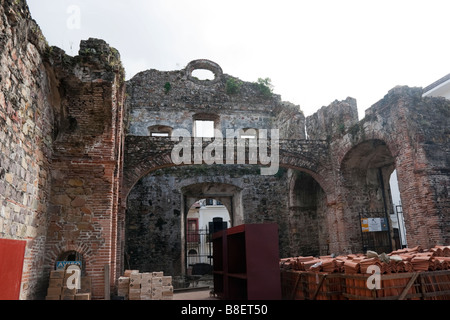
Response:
[343,260,360,274]
[280,245,450,274]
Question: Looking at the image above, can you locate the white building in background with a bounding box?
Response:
[187,199,230,231]
[390,170,407,248]
[186,199,230,272]
[422,73,450,99]
[199,199,231,230]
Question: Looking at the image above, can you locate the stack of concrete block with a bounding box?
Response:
[118,270,173,300]
[117,275,130,299]
[76,276,92,300]
[140,272,153,300]
[45,268,92,300]
[161,275,174,300]
[46,270,65,300]
[129,270,142,300]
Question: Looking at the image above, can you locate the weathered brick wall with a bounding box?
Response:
[311,86,450,253]
[2,1,127,299]
[368,87,449,248]
[0,0,55,299]
[43,39,126,299]
[405,93,449,245]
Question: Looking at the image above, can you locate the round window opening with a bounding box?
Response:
[191,69,215,81]
[186,59,223,85]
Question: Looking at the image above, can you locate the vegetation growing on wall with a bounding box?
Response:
[255,77,274,98]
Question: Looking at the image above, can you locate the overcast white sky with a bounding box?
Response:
[27,0,450,118]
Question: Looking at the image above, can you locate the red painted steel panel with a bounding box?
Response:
[0,239,26,300]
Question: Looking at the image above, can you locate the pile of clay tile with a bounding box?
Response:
[280,245,450,300]
[280,245,450,274]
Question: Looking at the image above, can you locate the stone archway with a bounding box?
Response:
[180,182,242,275]
[123,165,248,277]
[287,168,329,257]
[340,139,398,253]
[185,197,231,278]
[181,182,243,226]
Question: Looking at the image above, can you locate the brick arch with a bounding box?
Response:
[336,116,402,170]
[340,139,396,175]
[338,138,400,253]
[45,241,94,271]
[278,154,332,197]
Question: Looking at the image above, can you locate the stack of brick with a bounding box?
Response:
[117,270,173,300]
[45,269,92,300]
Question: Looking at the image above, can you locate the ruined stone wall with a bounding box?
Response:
[126,59,305,140]
[306,97,358,141]
[122,60,325,277]
[404,93,449,245]
[358,87,449,248]
[0,0,55,299]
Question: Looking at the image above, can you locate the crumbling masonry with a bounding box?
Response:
[0,0,448,299]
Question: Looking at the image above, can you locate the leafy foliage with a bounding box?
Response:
[256,77,273,98]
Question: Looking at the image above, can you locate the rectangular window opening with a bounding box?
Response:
[151,132,170,137]
[195,120,215,138]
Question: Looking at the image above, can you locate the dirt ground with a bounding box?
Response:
[172,288,218,300]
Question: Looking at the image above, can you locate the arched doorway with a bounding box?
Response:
[287,168,328,257]
[55,250,84,275]
[186,198,231,276]
[124,167,243,278]
[181,182,242,275]
[341,139,400,253]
